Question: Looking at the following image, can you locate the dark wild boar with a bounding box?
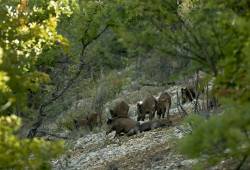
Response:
[106,118,140,137]
[74,112,102,130]
[156,92,171,120]
[137,95,157,121]
[139,120,170,132]
[110,100,129,118]
[87,112,102,130]
[73,118,88,129]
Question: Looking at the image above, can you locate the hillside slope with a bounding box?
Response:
[52,82,199,170]
[52,115,197,170]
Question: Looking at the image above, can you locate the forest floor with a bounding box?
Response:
[52,113,242,170]
[50,80,200,170]
[52,114,198,170]
[51,78,237,170]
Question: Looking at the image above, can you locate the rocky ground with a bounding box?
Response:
[52,114,198,170]
[51,78,213,170]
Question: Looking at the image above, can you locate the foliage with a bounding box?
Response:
[85,29,128,76]
[112,0,241,76]
[0,115,64,169]
[0,0,72,115]
[56,115,76,131]
[32,0,129,121]
[179,102,250,167]
[0,1,71,169]
[108,0,203,81]
[57,0,119,62]
[178,0,250,168]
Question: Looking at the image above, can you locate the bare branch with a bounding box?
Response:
[236,155,248,170]
[176,91,188,117]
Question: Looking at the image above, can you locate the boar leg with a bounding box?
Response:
[157,110,161,119]
[166,101,171,120]
[162,108,166,119]
[149,112,155,120]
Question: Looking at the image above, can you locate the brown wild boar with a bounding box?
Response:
[181,87,196,104]
[87,112,102,130]
[139,120,170,132]
[106,118,140,137]
[73,118,88,129]
[110,100,129,118]
[137,95,157,121]
[156,91,171,120]
[74,112,102,130]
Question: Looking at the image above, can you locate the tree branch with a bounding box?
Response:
[176,91,188,117]
[27,24,110,138]
[236,155,248,170]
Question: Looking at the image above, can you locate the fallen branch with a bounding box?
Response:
[37,130,69,140]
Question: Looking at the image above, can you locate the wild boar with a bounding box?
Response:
[110,100,129,118]
[106,118,140,137]
[87,112,102,130]
[73,118,88,129]
[137,95,157,121]
[156,92,171,120]
[74,112,102,130]
[139,120,170,132]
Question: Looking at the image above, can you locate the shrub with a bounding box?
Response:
[178,0,250,169]
[0,115,64,169]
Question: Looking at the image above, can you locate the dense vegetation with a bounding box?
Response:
[0,0,249,169]
[0,0,69,168]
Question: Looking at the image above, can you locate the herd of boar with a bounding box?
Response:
[74,87,197,137]
[106,91,171,137]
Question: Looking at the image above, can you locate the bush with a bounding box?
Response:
[179,102,250,168]
[178,0,250,169]
[56,117,76,131]
[0,115,64,169]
